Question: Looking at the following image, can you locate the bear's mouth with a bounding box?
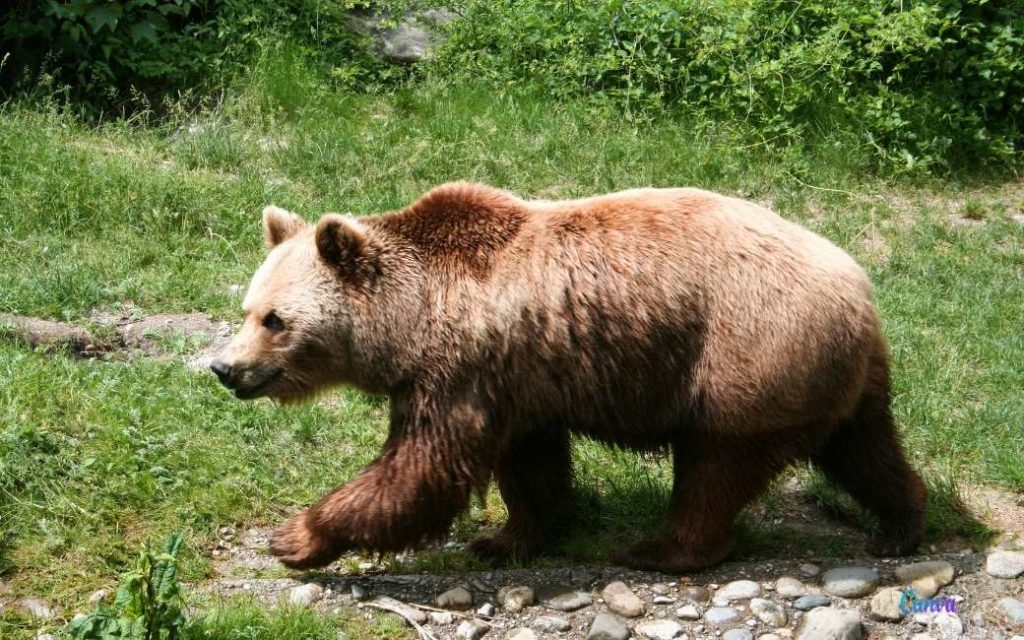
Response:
[233,368,284,400]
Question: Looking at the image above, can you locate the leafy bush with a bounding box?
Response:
[0,0,381,113]
[69,532,186,640]
[433,0,1024,171]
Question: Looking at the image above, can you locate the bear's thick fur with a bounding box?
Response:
[212,182,926,572]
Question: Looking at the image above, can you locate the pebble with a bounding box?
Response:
[705,606,742,625]
[351,584,368,601]
[821,567,879,598]
[477,603,495,617]
[723,630,754,640]
[929,612,963,638]
[430,611,455,625]
[541,588,593,612]
[457,618,491,640]
[760,635,782,640]
[438,586,474,610]
[602,581,646,617]
[795,607,862,640]
[87,589,109,605]
[37,635,57,640]
[800,563,821,578]
[793,595,831,611]
[498,586,535,613]
[676,604,701,620]
[587,613,631,640]
[986,550,1024,578]
[635,619,683,640]
[652,596,675,604]
[651,584,671,595]
[507,629,538,640]
[718,580,762,601]
[17,598,54,620]
[683,586,712,603]
[532,615,572,633]
[750,598,787,627]
[895,561,955,598]
[998,597,1024,625]
[373,596,427,625]
[774,577,809,598]
[869,587,906,621]
[289,583,324,606]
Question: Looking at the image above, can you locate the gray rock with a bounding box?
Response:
[793,595,832,611]
[477,602,495,617]
[869,587,906,621]
[718,580,762,601]
[760,635,782,640]
[438,586,474,610]
[652,596,675,605]
[774,577,809,598]
[507,629,538,640]
[602,581,645,618]
[705,606,742,625]
[351,584,368,601]
[750,598,787,627]
[36,635,57,640]
[929,612,963,638]
[457,618,491,640]
[821,567,879,598]
[676,604,700,620]
[986,550,1024,578]
[498,586,535,613]
[430,611,455,625]
[17,598,54,620]
[800,563,821,578]
[895,561,955,598]
[651,584,671,595]
[635,619,683,640]
[682,586,712,603]
[87,589,109,605]
[373,596,427,625]
[723,630,754,640]
[998,597,1024,625]
[541,587,593,611]
[588,613,631,640]
[795,608,862,640]
[532,616,572,633]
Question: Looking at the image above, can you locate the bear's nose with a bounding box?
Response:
[210,360,234,386]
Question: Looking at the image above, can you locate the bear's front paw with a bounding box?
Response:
[269,512,346,569]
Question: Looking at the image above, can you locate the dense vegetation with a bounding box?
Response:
[2,0,1022,172]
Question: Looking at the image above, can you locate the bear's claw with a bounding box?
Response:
[269,511,345,569]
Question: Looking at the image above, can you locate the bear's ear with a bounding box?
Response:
[315,214,382,283]
[262,205,307,249]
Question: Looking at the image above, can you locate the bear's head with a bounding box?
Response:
[211,205,421,402]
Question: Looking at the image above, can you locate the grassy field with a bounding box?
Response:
[1,76,1022,638]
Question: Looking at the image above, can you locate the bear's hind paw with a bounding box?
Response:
[269,512,345,569]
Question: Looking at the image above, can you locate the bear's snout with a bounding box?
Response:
[210,358,283,399]
[210,359,233,384]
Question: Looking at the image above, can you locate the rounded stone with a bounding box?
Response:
[288,583,324,606]
[750,598,787,627]
[532,616,572,633]
[541,587,593,612]
[587,613,630,640]
[795,608,862,640]
[87,589,109,605]
[635,619,683,640]
[998,597,1024,625]
[869,587,906,621]
[775,577,809,598]
[724,629,754,640]
[793,595,832,611]
[438,586,474,610]
[718,580,762,601]
[457,618,491,640]
[676,604,701,620]
[705,606,742,625]
[498,586,535,613]
[821,567,879,598]
[800,563,821,578]
[682,586,712,603]
[986,550,1024,579]
[601,581,645,618]
[929,612,963,637]
[894,561,955,598]
[507,629,538,640]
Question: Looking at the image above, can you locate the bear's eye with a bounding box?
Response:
[262,312,285,333]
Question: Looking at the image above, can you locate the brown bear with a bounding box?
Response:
[211,182,926,573]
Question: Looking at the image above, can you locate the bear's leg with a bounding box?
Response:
[615,431,801,573]
[469,426,573,563]
[812,366,926,557]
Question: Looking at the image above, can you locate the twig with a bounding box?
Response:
[364,602,441,640]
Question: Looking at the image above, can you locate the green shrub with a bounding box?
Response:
[0,0,382,114]
[433,0,1023,171]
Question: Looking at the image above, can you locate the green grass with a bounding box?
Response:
[1,72,1022,639]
